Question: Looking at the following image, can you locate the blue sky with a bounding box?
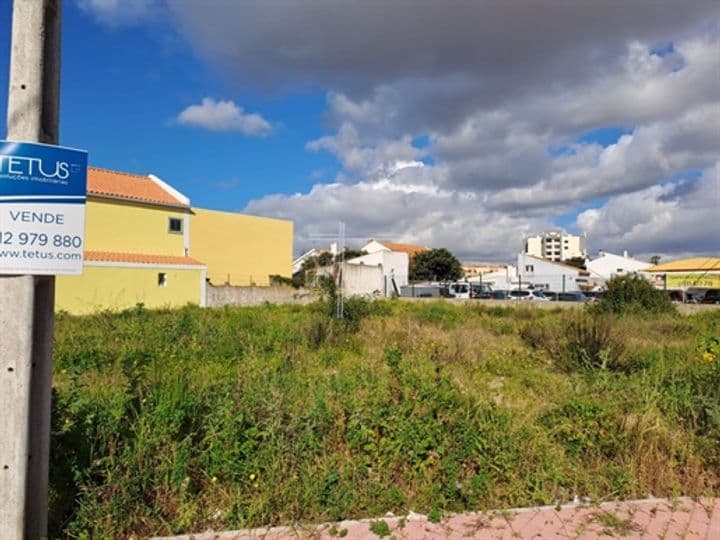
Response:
[1,1,717,260]
[0,2,338,211]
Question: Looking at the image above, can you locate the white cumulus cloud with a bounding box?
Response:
[76,0,161,25]
[576,163,720,257]
[80,0,720,260]
[176,98,273,136]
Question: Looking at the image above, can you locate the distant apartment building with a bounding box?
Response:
[523,231,586,262]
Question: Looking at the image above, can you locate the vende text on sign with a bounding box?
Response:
[0,141,88,275]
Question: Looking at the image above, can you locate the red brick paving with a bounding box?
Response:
[153,497,719,540]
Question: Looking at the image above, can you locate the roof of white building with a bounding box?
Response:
[522,254,590,275]
[364,239,428,256]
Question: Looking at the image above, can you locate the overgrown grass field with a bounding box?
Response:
[50,300,719,538]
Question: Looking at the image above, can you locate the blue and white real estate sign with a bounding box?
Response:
[0,141,88,275]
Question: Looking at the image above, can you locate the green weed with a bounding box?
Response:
[369,519,391,537]
[48,300,719,538]
[594,510,640,536]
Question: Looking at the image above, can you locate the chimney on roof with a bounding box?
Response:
[623,250,628,258]
[598,249,604,256]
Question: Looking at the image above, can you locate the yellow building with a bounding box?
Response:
[56,168,207,314]
[56,167,293,314]
[644,257,720,290]
[191,207,293,286]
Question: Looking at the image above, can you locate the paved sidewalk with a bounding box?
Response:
[154,497,719,540]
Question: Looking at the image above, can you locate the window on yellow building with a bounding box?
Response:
[158,273,168,287]
[168,217,183,234]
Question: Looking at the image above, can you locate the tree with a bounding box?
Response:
[593,274,674,315]
[301,249,366,271]
[410,248,463,282]
[335,248,367,262]
[650,255,662,266]
[301,251,334,272]
[564,256,587,269]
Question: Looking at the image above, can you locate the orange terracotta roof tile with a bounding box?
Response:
[85,251,204,266]
[377,241,429,256]
[88,167,188,208]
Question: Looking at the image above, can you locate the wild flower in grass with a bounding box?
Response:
[698,334,719,362]
[211,476,218,484]
[249,473,260,489]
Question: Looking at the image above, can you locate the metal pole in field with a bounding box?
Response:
[0,2,62,539]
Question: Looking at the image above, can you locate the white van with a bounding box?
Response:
[448,282,471,299]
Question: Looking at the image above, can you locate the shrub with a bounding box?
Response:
[664,335,720,459]
[541,397,616,457]
[564,313,626,371]
[520,318,564,354]
[338,296,372,330]
[593,275,675,315]
[304,313,334,349]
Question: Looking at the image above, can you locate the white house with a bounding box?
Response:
[314,252,407,297]
[585,250,650,282]
[347,250,409,292]
[362,239,428,258]
[467,265,516,289]
[517,254,589,292]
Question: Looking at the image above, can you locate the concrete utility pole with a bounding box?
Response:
[0,1,62,539]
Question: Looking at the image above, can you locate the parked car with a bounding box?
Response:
[557,292,588,302]
[490,290,510,300]
[470,283,493,299]
[700,289,720,304]
[509,290,549,301]
[542,291,559,301]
